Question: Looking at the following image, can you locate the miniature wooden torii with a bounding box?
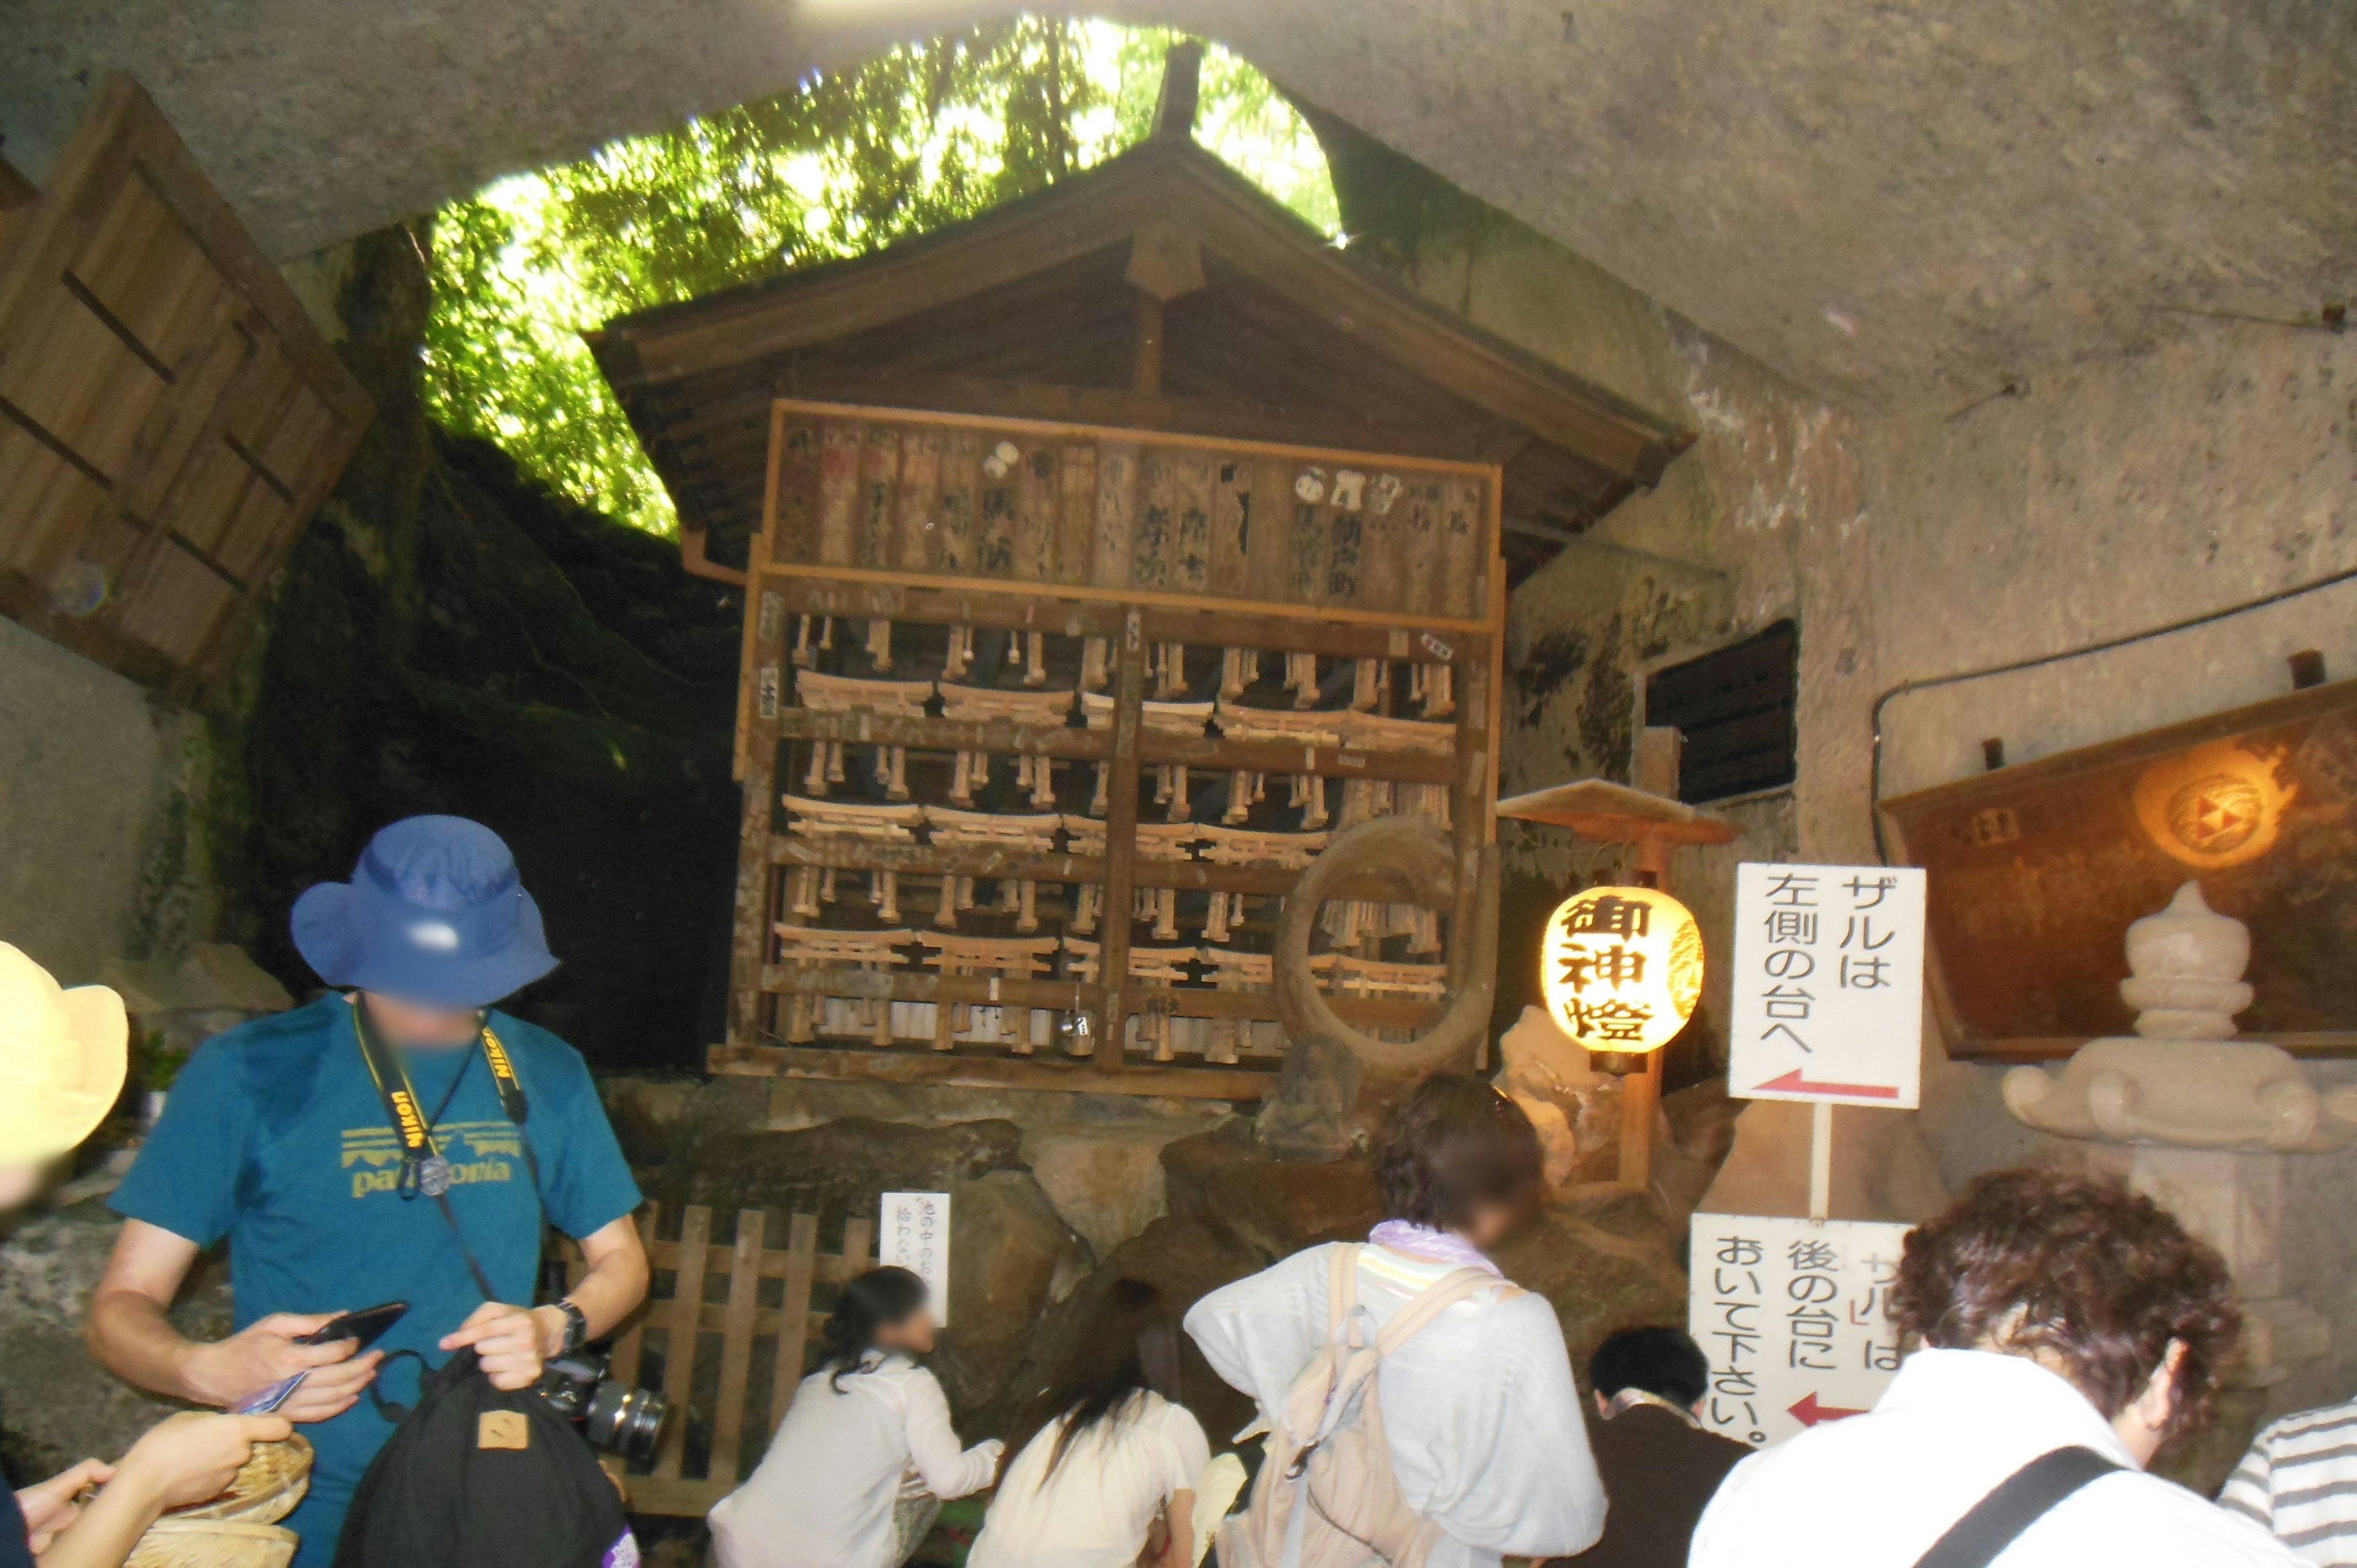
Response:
[1496,730,1738,1190]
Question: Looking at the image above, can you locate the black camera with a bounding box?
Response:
[535,1352,668,1464]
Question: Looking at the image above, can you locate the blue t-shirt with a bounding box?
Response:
[110,994,642,1568]
[0,1489,31,1568]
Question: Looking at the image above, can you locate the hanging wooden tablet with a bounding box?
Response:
[1398,480,1443,618]
[1172,455,1214,593]
[892,429,940,573]
[856,427,899,570]
[935,429,982,574]
[816,423,861,566]
[1055,443,1096,585]
[1439,474,1484,619]
[1358,466,1406,612]
[1092,439,1140,589]
[1287,473,1329,607]
[773,421,822,565]
[1132,451,1178,591]
[1242,458,1292,603]
[976,459,1018,578]
[1208,460,1250,598]
[1015,443,1058,583]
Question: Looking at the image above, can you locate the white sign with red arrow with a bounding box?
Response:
[1688,1211,1913,1448]
[1728,862,1925,1110]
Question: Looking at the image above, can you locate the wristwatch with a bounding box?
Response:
[555,1299,589,1355]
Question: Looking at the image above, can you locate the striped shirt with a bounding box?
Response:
[2224,1402,2357,1564]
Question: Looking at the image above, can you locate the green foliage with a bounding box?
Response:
[423,20,1339,535]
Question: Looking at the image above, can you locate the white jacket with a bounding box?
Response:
[1183,1242,1606,1568]
[1691,1348,2302,1568]
[709,1354,1001,1568]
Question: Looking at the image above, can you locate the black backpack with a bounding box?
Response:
[331,1348,633,1568]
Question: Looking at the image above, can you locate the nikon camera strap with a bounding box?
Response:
[351,1000,540,1302]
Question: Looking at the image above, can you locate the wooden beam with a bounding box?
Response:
[655,371,1523,469]
[680,525,748,586]
[768,707,1459,783]
[765,836,1433,902]
[708,1041,1277,1100]
[757,965,1444,1029]
[756,562,1495,662]
[759,557,1493,635]
[1131,291,1166,396]
[1151,41,1205,139]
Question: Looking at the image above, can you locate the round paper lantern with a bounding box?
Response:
[1539,885,1705,1054]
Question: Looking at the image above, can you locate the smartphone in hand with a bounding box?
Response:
[231,1301,408,1415]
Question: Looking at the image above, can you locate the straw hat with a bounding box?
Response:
[0,943,128,1162]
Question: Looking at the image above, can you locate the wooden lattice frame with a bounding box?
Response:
[562,1203,875,1517]
[714,399,1507,1097]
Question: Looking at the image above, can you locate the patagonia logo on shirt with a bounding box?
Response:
[341,1121,523,1199]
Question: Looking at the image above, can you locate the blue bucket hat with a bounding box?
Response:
[291,816,558,1009]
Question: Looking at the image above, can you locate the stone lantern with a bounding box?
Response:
[2004,881,2357,1399]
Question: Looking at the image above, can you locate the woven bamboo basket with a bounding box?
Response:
[168,1435,313,1526]
[124,1434,313,1568]
[125,1519,297,1568]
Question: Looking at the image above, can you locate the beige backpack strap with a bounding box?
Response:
[1327,1243,1361,1338]
[1372,1267,1517,1357]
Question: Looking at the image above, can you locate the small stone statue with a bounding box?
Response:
[2003,881,2357,1151]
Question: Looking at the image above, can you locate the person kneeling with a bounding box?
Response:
[969,1281,1209,1568]
[0,944,289,1568]
[710,1267,1002,1568]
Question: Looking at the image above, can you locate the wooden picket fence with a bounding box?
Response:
[562,1203,874,1516]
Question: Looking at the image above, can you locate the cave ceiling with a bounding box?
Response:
[4,0,2350,410]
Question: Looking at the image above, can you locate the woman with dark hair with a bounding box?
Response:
[708,1266,1003,1568]
[1185,1073,1606,1567]
[1690,1168,2299,1568]
[967,1280,1210,1568]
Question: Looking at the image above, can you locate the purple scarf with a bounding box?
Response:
[1367,1220,1503,1277]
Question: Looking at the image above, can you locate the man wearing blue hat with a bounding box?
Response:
[87,817,651,1567]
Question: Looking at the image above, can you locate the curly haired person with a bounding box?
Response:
[1692,1167,2299,1568]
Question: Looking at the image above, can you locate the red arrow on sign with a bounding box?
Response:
[1788,1391,1870,1427]
[1752,1068,1900,1100]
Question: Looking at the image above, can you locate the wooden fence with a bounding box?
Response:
[561,1203,875,1516]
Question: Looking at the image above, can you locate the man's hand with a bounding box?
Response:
[439,1302,561,1391]
[18,1458,112,1551]
[111,1412,295,1513]
[180,1311,384,1422]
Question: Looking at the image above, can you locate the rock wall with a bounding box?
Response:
[0,1196,234,1482]
[0,617,214,986]
[1335,110,2357,1206]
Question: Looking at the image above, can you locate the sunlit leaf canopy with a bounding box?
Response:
[422,20,1339,535]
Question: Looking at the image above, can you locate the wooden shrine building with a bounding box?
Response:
[593,56,1694,1099]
